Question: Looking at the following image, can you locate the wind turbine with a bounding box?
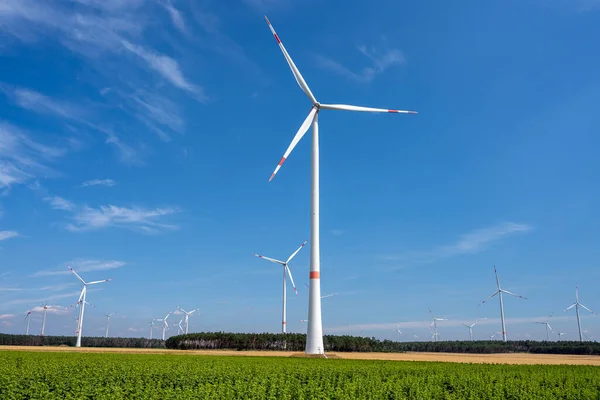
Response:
[533,313,554,341]
[565,286,597,342]
[428,309,447,342]
[394,323,403,342]
[156,312,171,340]
[480,265,526,342]
[68,265,111,347]
[148,320,156,340]
[24,308,34,335]
[104,312,115,338]
[254,240,307,333]
[556,331,566,341]
[176,306,199,335]
[40,304,49,336]
[263,17,417,354]
[462,322,477,341]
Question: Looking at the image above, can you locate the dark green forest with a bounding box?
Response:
[2,332,599,355]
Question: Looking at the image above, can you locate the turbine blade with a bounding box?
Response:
[264,16,317,104]
[68,266,86,285]
[480,291,499,305]
[254,254,285,265]
[579,303,597,314]
[319,103,417,114]
[286,240,308,263]
[269,107,317,181]
[87,279,111,285]
[501,289,527,299]
[285,265,298,295]
[565,303,576,311]
[494,265,501,290]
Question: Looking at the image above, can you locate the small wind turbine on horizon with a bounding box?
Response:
[462,318,486,341]
[148,320,156,340]
[533,313,554,341]
[176,306,199,335]
[254,240,307,333]
[68,265,111,347]
[480,265,527,342]
[428,309,447,342]
[263,16,417,354]
[394,323,403,342]
[556,331,566,341]
[24,308,34,335]
[104,312,115,338]
[565,286,597,342]
[40,303,49,336]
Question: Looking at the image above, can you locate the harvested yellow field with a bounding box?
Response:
[2,345,600,365]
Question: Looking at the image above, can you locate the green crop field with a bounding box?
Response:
[1,351,599,399]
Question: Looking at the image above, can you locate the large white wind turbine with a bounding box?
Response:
[156,312,171,340]
[533,313,554,341]
[176,306,199,335]
[104,312,115,338]
[254,240,307,333]
[263,17,417,354]
[68,265,111,347]
[480,265,526,342]
[428,309,447,342]
[565,286,597,342]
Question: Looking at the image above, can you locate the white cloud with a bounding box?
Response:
[0,122,66,189]
[80,178,116,188]
[67,204,179,233]
[3,86,84,120]
[0,287,22,292]
[3,291,82,307]
[316,46,406,84]
[0,314,15,320]
[121,40,204,98]
[44,196,76,211]
[383,222,532,264]
[330,229,345,236]
[160,0,185,33]
[30,305,71,315]
[33,259,126,277]
[0,231,19,241]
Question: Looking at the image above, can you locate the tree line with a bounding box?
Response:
[0,333,165,348]
[2,332,599,355]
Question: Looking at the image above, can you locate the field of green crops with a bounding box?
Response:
[1,351,599,399]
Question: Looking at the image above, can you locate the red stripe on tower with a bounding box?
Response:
[310,271,320,279]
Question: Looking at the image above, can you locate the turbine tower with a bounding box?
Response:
[68,265,111,347]
[533,313,554,341]
[254,241,306,333]
[148,320,156,340]
[428,309,447,342]
[176,306,200,335]
[565,286,597,342]
[480,265,526,342]
[263,16,417,354]
[104,312,115,338]
[40,304,49,336]
[24,308,34,335]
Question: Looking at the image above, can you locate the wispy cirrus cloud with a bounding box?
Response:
[44,196,76,211]
[0,121,67,190]
[33,258,126,277]
[382,222,532,265]
[80,178,116,188]
[316,46,406,84]
[3,291,82,307]
[0,231,19,241]
[159,0,186,33]
[41,193,179,233]
[0,314,15,320]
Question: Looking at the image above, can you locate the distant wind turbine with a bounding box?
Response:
[148,320,156,340]
[176,306,199,335]
[533,313,554,341]
[254,240,307,333]
[394,323,403,342]
[263,16,416,354]
[68,265,111,347]
[24,308,34,335]
[104,312,115,338]
[428,309,447,342]
[556,331,566,341]
[461,318,486,341]
[565,286,597,342]
[40,304,49,336]
[480,265,526,342]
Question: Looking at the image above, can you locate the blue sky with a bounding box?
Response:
[0,0,599,342]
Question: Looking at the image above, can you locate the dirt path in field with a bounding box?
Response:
[2,346,600,365]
